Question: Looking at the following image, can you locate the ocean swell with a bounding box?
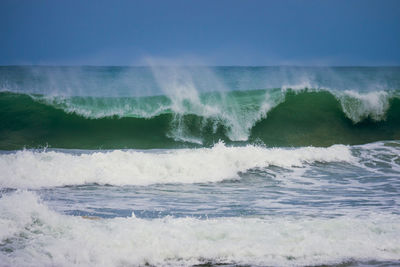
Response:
[0,88,399,149]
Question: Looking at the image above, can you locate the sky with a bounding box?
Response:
[0,0,399,66]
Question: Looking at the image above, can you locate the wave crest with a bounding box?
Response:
[0,88,399,149]
[0,142,354,188]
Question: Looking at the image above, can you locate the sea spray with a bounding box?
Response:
[1,66,400,149]
[1,88,400,149]
[338,90,391,122]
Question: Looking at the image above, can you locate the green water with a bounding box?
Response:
[1,89,399,149]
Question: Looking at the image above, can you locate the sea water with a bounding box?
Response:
[0,66,399,266]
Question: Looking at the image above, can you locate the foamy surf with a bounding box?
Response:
[0,191,399,267]
[0,142,355,188]
[1,66,400,267]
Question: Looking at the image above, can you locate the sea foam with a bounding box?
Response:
[0,191,399,266]
[0,142,355,188]
[338,90,391,122]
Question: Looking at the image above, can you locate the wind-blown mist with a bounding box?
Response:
[0,66,399,149]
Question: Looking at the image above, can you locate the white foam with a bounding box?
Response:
[0,142,355,188]
[276,86,395,124]
[337,90,391,123]
[150,66,277,141]
[1,191,399,266]
[354,141,400,174]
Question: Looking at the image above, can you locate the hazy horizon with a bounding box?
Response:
[1,0,399,66]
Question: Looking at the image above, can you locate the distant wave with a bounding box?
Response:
[0,88,399,149]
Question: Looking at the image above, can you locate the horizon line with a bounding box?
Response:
[1,64,400,68]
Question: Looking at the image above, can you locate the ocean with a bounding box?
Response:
[0,66,399,266]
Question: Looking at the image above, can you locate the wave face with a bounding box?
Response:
[0,89,399,149]
[1,66,400,149]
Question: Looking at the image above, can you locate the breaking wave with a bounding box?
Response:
[0,142,355,188]
[0,88,399,149]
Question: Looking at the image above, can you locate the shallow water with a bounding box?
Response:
[0,141,399,266]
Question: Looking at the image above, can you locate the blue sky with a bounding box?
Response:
[1,0,399,66]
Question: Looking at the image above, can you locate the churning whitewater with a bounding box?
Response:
[0,142,355,188]
[1,191,399,267]
[1,66,400,266]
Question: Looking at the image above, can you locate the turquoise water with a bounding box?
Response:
[0,66,399,266]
